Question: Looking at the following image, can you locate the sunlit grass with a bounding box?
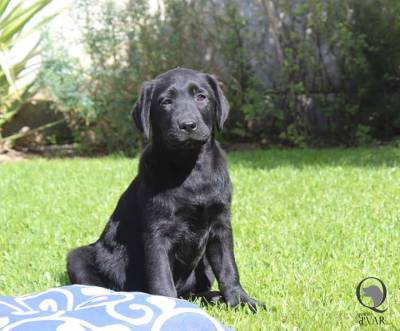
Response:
[1,147,399,330]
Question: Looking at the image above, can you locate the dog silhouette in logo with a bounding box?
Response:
[363,285,384,307]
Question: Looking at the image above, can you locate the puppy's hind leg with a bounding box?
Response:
[66,245,106,287]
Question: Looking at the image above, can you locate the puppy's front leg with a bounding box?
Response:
[207,210,264,312]
[143,231,177,298]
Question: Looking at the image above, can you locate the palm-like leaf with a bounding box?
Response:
[0,1,11,17]
[0,0,54,122]
[0,0,52,45]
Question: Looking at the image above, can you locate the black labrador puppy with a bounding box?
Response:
[67,68,263,311]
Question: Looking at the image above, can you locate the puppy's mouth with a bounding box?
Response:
[166,132,210,149]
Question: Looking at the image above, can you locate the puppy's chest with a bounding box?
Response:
[173,168,229,206]
[173,202,208,230]
[167,168,230,231]
[170,205,211,267]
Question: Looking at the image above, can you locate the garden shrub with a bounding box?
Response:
[33,0,400,152]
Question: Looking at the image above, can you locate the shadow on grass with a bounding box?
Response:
[227,147,400,169]
[56,272,70,287]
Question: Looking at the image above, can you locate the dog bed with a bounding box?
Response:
[0,285,230,331]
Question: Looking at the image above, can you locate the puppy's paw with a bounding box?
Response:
[239,297,266,313]
[201,290,224,304]
[183,290,224,305]
[223,288,266,313]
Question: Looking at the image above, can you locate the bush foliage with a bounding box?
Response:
[35,0,400,152]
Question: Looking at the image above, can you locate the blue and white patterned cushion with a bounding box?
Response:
[0,285,231,331]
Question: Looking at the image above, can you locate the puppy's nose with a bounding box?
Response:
[179,120,197,132]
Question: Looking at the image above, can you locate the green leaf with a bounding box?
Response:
[0,0,52,44]
[0,0,11,16]
[0,0,56,119]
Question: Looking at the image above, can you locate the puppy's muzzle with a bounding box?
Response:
[178,120,197,133]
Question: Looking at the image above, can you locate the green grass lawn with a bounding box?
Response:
[1,147,399,330]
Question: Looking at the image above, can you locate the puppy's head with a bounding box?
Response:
[132,68,229,149]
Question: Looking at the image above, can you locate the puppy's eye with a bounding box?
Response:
[160,98,172,106]
[195,94,207,102]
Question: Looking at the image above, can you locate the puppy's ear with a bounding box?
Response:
[132,81,155,140]
[205,74,230,131]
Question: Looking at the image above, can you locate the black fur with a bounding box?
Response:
[67,68,264,311]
